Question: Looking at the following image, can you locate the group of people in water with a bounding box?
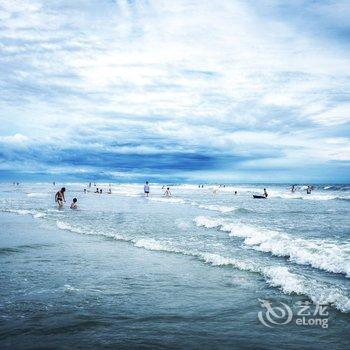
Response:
[291,184,314,194]
[54,182,317,208]
[55,187,78,209]
[54,181,173,208]
[144,182,172,197]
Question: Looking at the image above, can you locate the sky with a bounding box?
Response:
[0,0,350,183]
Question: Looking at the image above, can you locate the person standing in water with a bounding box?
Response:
[263,188,268,198]
[144,181,150,197]
[55,187,66,207]
[164,187,172,197]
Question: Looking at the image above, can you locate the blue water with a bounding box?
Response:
[0,183,349,349]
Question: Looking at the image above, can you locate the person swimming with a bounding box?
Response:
[263,188,268,198]
[100,189,102,194]
[144,181,150,197]
[95,188,99,193]
[291,185,296,193]
[70,198,78,209]
[108,188,112,194]
[55,187,66,207]
[306,186,312,194]
[164,187,171,197]
[84,189,87,194]
[234,191,237,195]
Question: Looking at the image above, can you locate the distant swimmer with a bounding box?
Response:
[164,187,172,197]
[55,187,66,207]
[234,191,237,195]
[84,189,87,194]
[108,188,112,194]
[306,186,312,194]
[291,185,296,193]
[100,189,102,194]
[95,188,99,193]
[264,188,268,198]
[144,181,150,197]
[70,198,78,209]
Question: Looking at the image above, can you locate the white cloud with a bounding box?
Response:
[0,0,349,179]
[0,133,29,144]
[311,103,350,126]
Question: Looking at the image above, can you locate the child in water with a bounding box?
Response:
[70,198,78,209]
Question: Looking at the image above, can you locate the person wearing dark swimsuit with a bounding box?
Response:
[55,187,66,207]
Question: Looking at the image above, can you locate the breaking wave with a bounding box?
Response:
[194,216,350,277]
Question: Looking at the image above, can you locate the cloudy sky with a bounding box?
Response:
[0,0,349,183]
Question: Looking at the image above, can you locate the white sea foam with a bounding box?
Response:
[198,252,256,271]
[6,209,32,215]
[147,197,187,204]
[175,219,191,230]
[1,208,46,219]
[33,212,46,218]
[27,192,49,198]
[194,216,350,277]
[133,238,179,252]
[55,220,129,242]
[56,221,84,234]
[198,204,236,213]
[263,266,350,313]
[52,219,350,313]
[113,190,140,197]
[197,252,350,312]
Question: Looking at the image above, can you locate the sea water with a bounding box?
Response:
[0,183,349,349]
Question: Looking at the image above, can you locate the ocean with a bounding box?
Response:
[0,182,349,349]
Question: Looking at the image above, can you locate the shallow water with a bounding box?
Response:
[0,182,349,349]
